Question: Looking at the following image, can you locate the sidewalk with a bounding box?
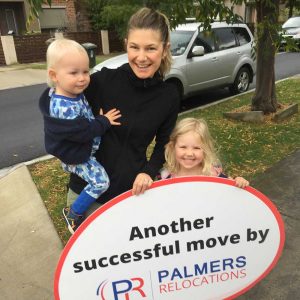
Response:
[0,65,299,299]
[0,65,47,90]
[0,164,63,300]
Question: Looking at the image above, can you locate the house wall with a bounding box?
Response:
[0,40,5,65]
[0,30,123,65]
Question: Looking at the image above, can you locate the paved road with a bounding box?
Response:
[0,84,47,168]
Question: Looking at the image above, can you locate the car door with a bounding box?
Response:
[185,27,238,92]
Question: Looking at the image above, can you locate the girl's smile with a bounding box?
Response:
[175,131,205,175]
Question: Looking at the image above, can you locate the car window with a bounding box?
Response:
[170,30,194,56]
[233,27,251,45]
[193,31,216,53]
[214,28,237,50]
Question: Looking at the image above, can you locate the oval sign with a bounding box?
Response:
[54,177,285,300]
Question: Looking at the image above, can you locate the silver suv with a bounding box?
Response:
[93,22,256,99]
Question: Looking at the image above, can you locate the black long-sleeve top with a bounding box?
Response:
[66,63,179,203]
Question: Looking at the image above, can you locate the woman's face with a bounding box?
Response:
[126,29,167,79]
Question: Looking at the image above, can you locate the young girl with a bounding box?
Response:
[41,39,121,234]
[163,117,249,188]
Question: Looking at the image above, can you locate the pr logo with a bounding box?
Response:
[97,277,146,299]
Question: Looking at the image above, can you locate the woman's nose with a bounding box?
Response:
[137,50,147,61]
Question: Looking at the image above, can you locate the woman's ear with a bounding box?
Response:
[163,42,170,57]
[124,38,128,51]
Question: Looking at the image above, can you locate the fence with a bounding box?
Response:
[0,30,123,65]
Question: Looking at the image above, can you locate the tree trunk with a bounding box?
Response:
[288,0,294,18]
[252,0,280,114]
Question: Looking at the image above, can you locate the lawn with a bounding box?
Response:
[28,77,300,245]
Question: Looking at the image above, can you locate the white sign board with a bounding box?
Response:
[54,177,285,300]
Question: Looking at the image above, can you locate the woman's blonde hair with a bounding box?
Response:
[165,118,220,175]
[126,7,172,78]
[46,38,87,87]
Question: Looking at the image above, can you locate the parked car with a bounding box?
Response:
[93,22,256,99]
[281,16,300,49]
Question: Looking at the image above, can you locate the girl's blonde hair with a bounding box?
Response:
[165,118,220,175]
[46,38,87,87]
[126,7,172,78]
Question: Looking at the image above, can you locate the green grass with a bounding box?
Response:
[28,78,300,245]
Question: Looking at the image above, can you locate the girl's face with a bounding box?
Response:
[126,29,167,79]
[174,131,205,174]
[49,50,90,98]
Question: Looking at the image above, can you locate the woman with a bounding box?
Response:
[40,7,180,214]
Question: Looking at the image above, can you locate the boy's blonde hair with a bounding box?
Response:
[126,7,172,78]
[165,118,219,175]
[46,38,88,87]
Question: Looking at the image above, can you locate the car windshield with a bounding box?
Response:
[170,30,194,56]
[283,17,300,28]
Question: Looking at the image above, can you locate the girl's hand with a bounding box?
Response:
[234,176,249,189]
[132,173,153,196]
[100,108,121,125]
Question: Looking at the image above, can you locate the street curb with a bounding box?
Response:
[0,154,53,179]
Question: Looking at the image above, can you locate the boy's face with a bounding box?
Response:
[49,50,90,98]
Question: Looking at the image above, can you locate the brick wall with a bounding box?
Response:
[109,31,124,52]
[64,32,103,54]
[0,31,123,65]
[14,33,51,64]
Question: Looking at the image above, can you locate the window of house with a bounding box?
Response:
[38,8,67,30]
[5,9,18,34]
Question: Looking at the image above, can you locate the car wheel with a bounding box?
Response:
[230,67,251,94]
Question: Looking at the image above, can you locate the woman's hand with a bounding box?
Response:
[100,108,121,125]
[132,173,153,196]
[234,176,249,189]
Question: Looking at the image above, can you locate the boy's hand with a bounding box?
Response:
[100,108,121,125]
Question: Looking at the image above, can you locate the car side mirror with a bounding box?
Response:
[191,46,205,56]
